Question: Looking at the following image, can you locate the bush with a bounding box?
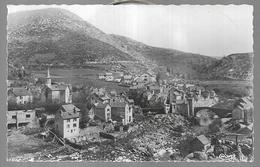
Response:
[123,124,129,131]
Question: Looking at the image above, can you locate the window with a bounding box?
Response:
[71,129,73,133]
[73,118,77,122]
[67,124,70,128]
[129,116,131,122]
[26,114,30,118]
[19,96,22,100]
[73,123,77,127]
[67,119,70,123]
[107,113,111,120]
[12,115,17,119]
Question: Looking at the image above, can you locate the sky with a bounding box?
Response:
[7,5,253,57]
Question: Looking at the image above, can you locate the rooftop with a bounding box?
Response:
[196,135,210,145]
[47,84,69,91]
[60,104,80,119]
[10,87,32,96]
[7,109,35,114]
[111,101,127,108]
[95,103,110,109]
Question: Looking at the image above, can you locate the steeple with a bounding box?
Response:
[46,67,51,87]
[47,67,50,78]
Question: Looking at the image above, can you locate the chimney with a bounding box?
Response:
[73,107,76,113]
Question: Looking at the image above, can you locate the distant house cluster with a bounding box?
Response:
[98,70,156,87]
[6,64,253,151]
[98,72,124,82]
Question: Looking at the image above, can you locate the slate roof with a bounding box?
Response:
[196,135,210,145]
[60,104,80,119]
[95,103,110,109]
[11,87,32,96]
[47,84,69,91]
[111,102,127,108]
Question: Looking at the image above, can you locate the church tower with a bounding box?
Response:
[46,67,51,87]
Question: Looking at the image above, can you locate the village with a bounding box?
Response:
[7,63,253,162]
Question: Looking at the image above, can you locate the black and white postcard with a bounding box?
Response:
[6,3,253,162]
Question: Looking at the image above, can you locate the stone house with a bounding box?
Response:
[54,104,80,139]
[91,103,112,122]
[134,72,156,84]
[7,109,36,128]
[164,86,195,117]
[91,101,133,125]
[110,101,133,125]
[105,73,113,81]
[8,87,33,105]
[122,75,132,84]
[98,73,106,80]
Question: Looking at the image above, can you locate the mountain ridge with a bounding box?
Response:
[7,8,251,80]
[200,52,253,80]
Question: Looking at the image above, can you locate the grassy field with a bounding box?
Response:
[31,67,128,92]
[30,66,253,98]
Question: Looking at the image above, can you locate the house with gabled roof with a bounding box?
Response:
[8,87,33,105]
[134,72,156,85]
[91,103,112,122]
[190,135,211,152]
[90,101,133,126]
[54,104,80,139]
[110,101,133,125]
[122,75,132,84]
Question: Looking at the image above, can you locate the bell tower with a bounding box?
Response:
[46,67,51,87]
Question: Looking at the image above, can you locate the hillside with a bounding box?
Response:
[7,8,218,79]
[7,8,133,65]
[110,34,217,78]
[201,53,253,80]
